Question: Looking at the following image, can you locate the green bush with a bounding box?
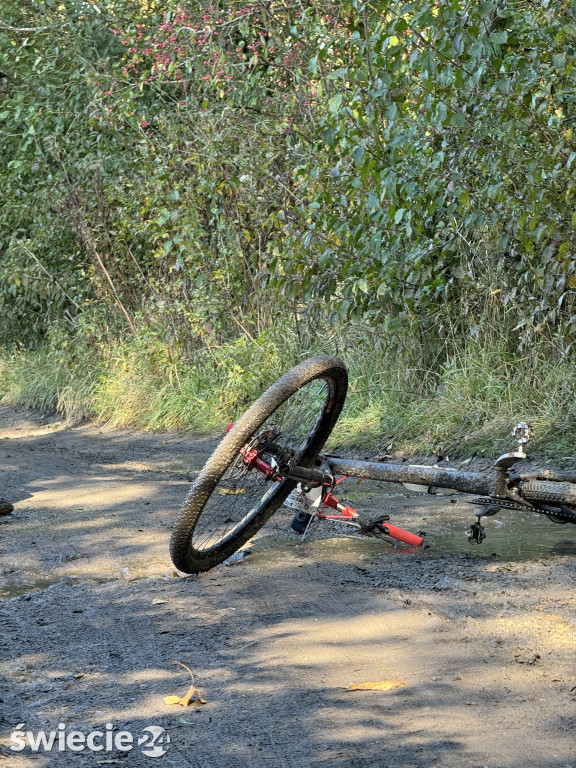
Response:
[275,1,576,352]
[2,1,576,456]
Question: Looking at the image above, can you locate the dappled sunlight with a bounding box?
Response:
[0,423,69,441]
[253,609,440,663]
[1,423,185,587]
[38,518,122,531]
[1,552,575,767]
[0,652,53,678]
[118,668,181,684]
[478,613,576,652]
[23,479,158,510]
[1,406,575,767]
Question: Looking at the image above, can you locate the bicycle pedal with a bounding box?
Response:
[467,520,486,544]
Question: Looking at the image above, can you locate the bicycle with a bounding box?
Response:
[170,355,576,574]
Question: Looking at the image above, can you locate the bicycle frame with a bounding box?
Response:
[326,458,494,496]
[237,418,576,548]
[236,435,427,545]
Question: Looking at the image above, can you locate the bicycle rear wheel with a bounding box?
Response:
[519,479,576,508]
[170,356,348,574]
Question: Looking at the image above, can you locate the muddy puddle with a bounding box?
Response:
[2,474,575,599]
[0,571,118,599]
[410,500,576,559]
[245,477,576,567]
[0,577,60,599]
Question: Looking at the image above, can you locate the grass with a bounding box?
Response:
[1,324,575,461]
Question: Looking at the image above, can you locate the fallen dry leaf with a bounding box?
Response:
[164,685,206,707]
[217,487,246,495]
[164,661,207,707]
[181,683,207,706]
[346,680,405,692]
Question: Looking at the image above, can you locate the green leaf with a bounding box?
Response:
[449,113,466,127]
[394,208,405,224]
[490,32,508,45]
[352,146,365,164]
[328,94,343,114]
[376,281,389,295]
[327,68,348,80]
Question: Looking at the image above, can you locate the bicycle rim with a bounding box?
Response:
[191,375,336,554]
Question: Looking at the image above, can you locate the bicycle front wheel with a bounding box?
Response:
[170,355,348,574]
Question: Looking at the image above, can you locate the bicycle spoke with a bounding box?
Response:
[191,378,331,552]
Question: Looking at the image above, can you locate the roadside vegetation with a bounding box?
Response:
[2,1,576,457]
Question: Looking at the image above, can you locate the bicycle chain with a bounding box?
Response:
[468,497,529,512]
[468,496,576,523]
[535,505,576,524]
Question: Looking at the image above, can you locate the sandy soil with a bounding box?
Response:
[0,406,575,767]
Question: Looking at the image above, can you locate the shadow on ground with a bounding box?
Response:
[0,407,575,767]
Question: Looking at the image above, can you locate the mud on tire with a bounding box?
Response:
[169,355,348,574]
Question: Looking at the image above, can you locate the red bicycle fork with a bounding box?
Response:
[229,426,424,548]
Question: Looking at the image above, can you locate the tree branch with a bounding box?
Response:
[16,239,80,314]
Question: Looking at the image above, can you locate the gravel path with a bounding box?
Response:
[0,406,575,767]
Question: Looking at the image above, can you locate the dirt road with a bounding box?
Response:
[0,406,575,767]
